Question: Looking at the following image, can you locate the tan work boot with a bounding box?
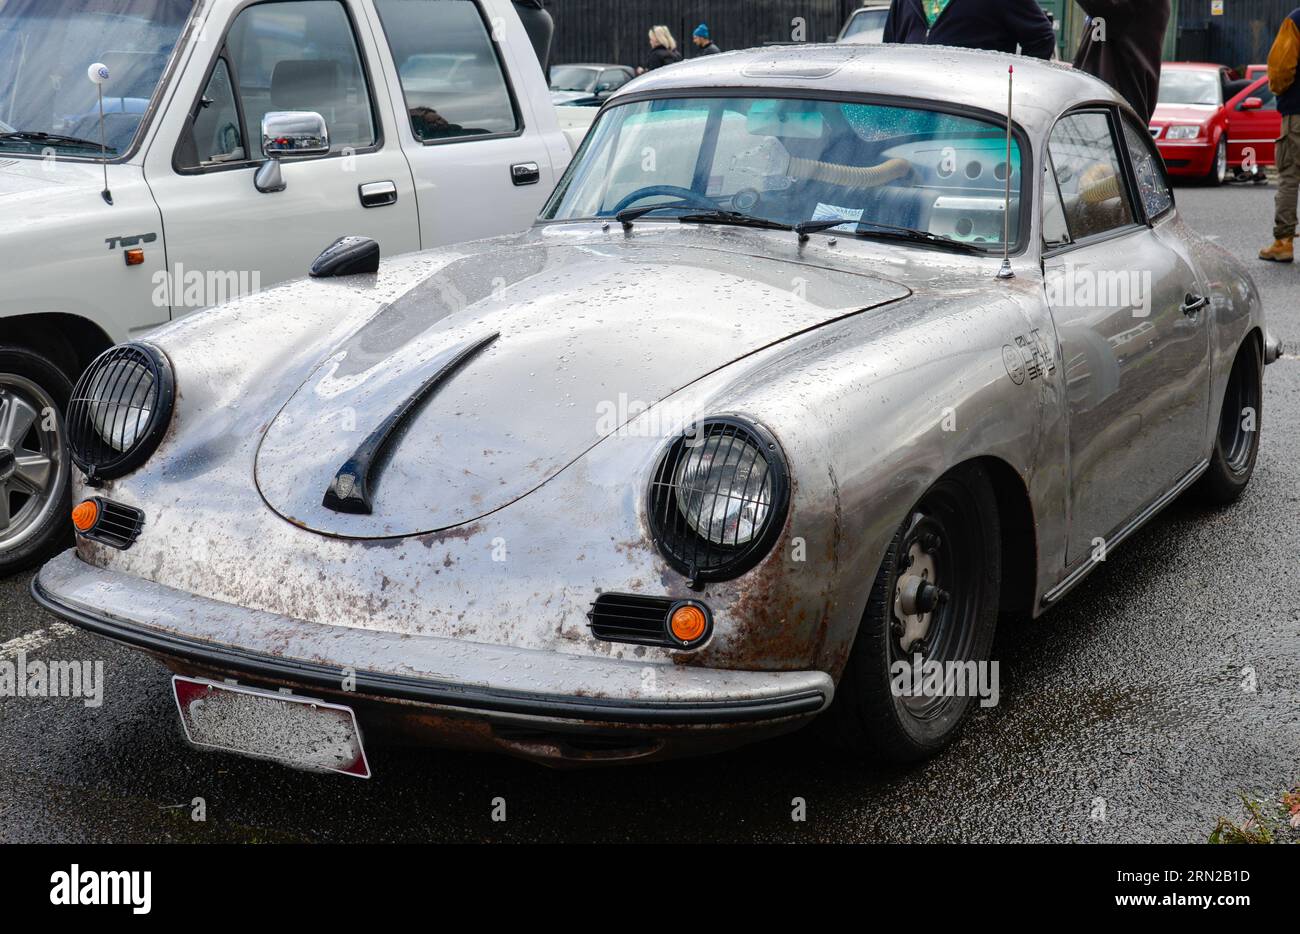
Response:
[1259,237,1294,262]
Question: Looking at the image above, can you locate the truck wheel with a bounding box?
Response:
[1196,338,1262,505]
[823,463,1002,763]
[0,347,73,575]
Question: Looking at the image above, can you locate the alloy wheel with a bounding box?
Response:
[0,373,67,556]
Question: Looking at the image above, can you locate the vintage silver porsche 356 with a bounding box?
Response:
[33,44,1278,772]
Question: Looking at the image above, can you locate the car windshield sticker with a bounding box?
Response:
[810,202,864,232]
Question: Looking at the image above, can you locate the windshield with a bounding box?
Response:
[550,65,599,93]
[842,9,887,42]
[543,96,1023,251]
[0,0,193,155]
[1157,71,1220,106]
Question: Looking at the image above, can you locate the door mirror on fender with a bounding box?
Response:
[255,111,330,193]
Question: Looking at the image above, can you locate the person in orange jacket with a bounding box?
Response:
[1260,8,1300,263]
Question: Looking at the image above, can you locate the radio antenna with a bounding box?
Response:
[87,62,112,205]
[997,64,1014,280]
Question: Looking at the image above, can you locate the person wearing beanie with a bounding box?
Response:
[692,24,722,55]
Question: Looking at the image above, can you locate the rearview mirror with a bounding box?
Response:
[1241,96,1263,111]
[255,111,330,193]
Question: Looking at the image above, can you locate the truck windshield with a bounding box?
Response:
[543,96,1024,252]
[0,0,194,155]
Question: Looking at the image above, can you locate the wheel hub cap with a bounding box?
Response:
[0,447,14,482]
[894,541,945,651]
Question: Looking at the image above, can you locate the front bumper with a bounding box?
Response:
[33,551,833,762]
[1155,139,1214,176]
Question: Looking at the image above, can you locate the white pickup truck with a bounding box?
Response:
[0,0,592,572]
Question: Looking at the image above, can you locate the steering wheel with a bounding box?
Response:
[610,185,716,215]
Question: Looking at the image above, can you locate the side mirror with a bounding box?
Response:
[254,111,329,193]
[595,82,613,95]
[1241,97,1263,111]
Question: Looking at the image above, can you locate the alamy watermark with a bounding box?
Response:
[0,652,104,707]
[890,655,1000,709]
[1046,260,1152,317]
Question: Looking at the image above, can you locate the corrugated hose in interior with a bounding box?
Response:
[787,156,913,190]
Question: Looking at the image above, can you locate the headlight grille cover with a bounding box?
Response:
[648,418,789,582]
[67,342,174,481]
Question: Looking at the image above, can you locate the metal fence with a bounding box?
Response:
[547,0,858,68]
[1176,0,1292,68]
[544,1,1295,71]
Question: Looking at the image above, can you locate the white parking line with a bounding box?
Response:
[0,623,77,660]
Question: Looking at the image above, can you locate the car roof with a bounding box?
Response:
[611,43,1131,135]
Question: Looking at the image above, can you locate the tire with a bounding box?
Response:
[1196,338,1262,505]
[1205,138,1228,187]
[0,347,73,575]
[823,463,1002,763]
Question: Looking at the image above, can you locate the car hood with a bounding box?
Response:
[254,233,910,538]
[0,154,113,198]
[1151,103,1217,124]
[550,90,593,104]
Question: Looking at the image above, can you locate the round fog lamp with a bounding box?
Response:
[71,499,99,532]
[669,603,709,645]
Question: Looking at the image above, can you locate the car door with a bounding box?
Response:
[143,0,420,312]
[1227,77,1280,168]
[365,0,559,247]
[1042,109,1211,562]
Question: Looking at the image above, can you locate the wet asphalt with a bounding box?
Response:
[1,182,1297,843]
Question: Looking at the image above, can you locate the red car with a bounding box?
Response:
[1150,62,1280,184]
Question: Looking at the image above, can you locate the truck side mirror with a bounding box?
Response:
[254,111,330,193]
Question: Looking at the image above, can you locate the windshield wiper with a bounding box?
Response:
[614,204,678,228]
[677,210,795,233]
[848,220,988,255]
[0,130,113,151]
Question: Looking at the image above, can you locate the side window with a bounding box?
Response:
[374,0,519,142]
[1047,111,1136,242]
[1121,118,1173,220]
[600,69,629,92]
[178,58,245,168]
[1042,156,1071,247]
[226,0,377,158]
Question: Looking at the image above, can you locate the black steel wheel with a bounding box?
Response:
[1197,338,1262,505]
[823,462,1001,762]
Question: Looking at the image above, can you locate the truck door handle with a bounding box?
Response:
[359,180,398,208]
[1181,293,1209,317]
[510,162,540,186]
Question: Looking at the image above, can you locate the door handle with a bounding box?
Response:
[510,162,540,186]
[359,180,398,208]
[1181,293,1210,317]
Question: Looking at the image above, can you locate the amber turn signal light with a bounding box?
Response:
[71,499,99,532]
[668,602,710,646]
[124,248,145,266]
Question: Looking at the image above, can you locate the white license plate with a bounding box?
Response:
[172,675,371,778]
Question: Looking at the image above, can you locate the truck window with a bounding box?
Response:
[374,0,519,142]
[225,0,377,157]
[177,58,246,167]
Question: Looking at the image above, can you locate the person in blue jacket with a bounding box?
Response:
[883,0,1056,59]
